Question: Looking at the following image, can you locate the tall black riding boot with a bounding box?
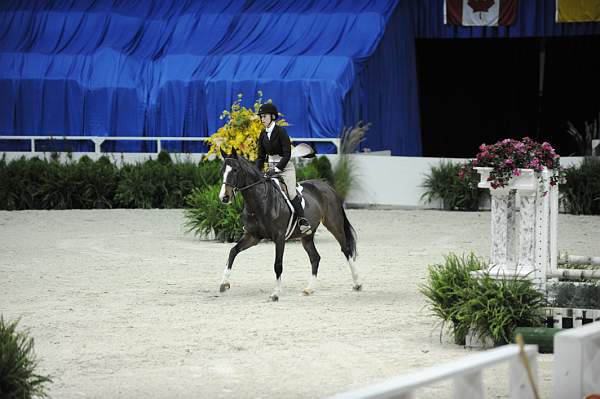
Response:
[291,196,311,234]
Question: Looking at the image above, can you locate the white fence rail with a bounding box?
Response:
[553,322,600,399]
[328,344,538,399]
[0,135,341,154]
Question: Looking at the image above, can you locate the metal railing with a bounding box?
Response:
[0,135,341,154]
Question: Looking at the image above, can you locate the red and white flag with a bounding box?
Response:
[444,0,517,26]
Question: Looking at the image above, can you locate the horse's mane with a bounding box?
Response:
[236,156,262,181]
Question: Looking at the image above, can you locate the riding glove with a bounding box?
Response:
[266,167,280,177]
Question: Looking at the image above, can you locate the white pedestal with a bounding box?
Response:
[475,167,554,290]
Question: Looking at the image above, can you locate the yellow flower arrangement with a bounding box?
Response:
[207,91,289,161]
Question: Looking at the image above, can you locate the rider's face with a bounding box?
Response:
[260,113,273,128]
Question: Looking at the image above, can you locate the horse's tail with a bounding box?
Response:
[340,205,358,261]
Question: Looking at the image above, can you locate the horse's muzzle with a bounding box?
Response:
[221,195,230,204]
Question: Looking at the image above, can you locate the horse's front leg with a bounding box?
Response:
[220,233,260,292]
[269,238,286,301]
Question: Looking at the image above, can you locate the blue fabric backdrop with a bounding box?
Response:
[1,0,599,155]
[0,0,398,153]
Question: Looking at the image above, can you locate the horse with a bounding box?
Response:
[218,150,361,301]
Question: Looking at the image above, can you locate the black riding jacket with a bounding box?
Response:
[255,124,291,171]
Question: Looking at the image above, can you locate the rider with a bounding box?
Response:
[255,102,311,234]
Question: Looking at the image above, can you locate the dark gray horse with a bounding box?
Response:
[218,151,360,301]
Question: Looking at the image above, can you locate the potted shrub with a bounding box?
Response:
[422,161,482,211]
[420,253,484,344]
[457,272,546,346]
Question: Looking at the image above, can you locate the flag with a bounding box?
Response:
[444,0,518,26]
[556,0,600,23]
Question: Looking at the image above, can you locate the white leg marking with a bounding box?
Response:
[270,278,282,301]
[348,258,361,290]
[218,165,232,201]
[303,275,317,296]
[219,263,232,292]
[220,266,231,285]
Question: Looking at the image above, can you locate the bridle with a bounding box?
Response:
[224,178,266,195]
[222,167,268,197]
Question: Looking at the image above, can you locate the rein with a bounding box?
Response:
[225,177,267,195]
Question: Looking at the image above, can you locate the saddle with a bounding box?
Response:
[268,177,307,239]
[268,177,306,209]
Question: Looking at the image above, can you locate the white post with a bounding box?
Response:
[509,353,538,399]
[534,170,551,290]
[453,371,484,399]
[553,322,600,399]
[549,181,559,273]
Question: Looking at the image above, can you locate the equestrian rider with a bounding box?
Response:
[255,103,311,234]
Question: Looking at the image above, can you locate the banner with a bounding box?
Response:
[444,0,517,26]
[556,0,600,22]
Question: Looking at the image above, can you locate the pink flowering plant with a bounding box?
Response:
[470,137,563,189]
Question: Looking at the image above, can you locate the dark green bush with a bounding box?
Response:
[0,153,224,210]
[420,253,484,344]
[456,273,546,345]
[421,253,546,346]
[421,161,482,211]
[0,152,329,212]
[0,316,52,398]
[548,281,600,309]
[296,156,333,183]
[184,185,244,242]
[560,157,600,215]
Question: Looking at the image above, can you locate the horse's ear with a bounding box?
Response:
[220,147,228,159]
[231,147,238,159]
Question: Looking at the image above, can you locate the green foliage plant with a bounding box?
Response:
[548,281,600,309]
[0,316,52,398]
[560,157,600,215]
[456,273,546,345]
[421,161,481,211]
[295,156,334,183]
[565,112,599,156]
[184,185,245,243]
[422,253,546,346]
[333,122,369,201]
[420,253,484,344]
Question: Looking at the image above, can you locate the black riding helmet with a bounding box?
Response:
[257,103,278,120]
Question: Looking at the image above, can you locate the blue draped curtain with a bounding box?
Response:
[0,0,397,153]
[1,0,598,155]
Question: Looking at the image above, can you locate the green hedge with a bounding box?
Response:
[0,153,334,212]
[560,157,600,215]
[0,152,222,210]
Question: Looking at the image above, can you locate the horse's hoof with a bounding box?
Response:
[269,294,279,302]
[353,284,362,291]
[219,282,230,293]
[302,288,314,296]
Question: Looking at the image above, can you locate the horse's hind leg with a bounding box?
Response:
[323,213,361,291]
[219,233,260,292]
[301,234,321,296]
